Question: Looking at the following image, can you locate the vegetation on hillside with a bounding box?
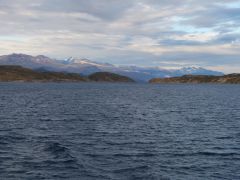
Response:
[88,72,135,82]
[0,66,135,83]
[149,74,240,84]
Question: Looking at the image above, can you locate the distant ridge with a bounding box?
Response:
[0,53,224,82]
[149,74,240,84]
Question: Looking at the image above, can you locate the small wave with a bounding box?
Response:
[39,117,52,121]
[0,141,8,145]
[42,142,84,170]
[84,153,104,158]
[84,152,156,158]
[44,142,74,159]
[42,159,79,169]
[0,134,26,144]
[105,140,155,146]
[104,141,132,146]
[78,142,95,146]
[113,152,156,158]
[113,165,150,173]
[198,151,240,156]
[172,151,240,157]
[216,136,233,140]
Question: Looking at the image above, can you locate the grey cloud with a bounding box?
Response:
[211,33,240,44]
[32,0,135,21]
[159,39,204,46]
[159,52,240,65]
[182,6,240,28]
[0,0,239,72]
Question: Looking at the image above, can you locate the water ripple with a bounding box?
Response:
[0,83,240,179]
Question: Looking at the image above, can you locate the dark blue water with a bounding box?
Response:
[0,83,240,180]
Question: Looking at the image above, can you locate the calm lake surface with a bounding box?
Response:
[0,83,240,180]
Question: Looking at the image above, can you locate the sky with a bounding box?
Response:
[0,0,240,72]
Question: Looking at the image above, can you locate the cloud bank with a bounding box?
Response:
[0,0,240,72]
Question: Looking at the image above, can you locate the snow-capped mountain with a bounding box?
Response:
[0,53,224,82]
[173,67,223,76]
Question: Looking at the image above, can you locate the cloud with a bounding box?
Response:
[0,0,239,72]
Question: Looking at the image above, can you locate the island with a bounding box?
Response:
[149,74,240,84]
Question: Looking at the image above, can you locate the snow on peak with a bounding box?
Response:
[179,66,202,72]
[63,57,111,67]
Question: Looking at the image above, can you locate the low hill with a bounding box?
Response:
[149,74,240,84]
[0,65,88,82]
[0,65,135,83]
[88,72,135,82]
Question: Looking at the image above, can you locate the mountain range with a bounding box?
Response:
[0,54,224,82]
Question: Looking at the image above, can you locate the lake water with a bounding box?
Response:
[0,83,240,180]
